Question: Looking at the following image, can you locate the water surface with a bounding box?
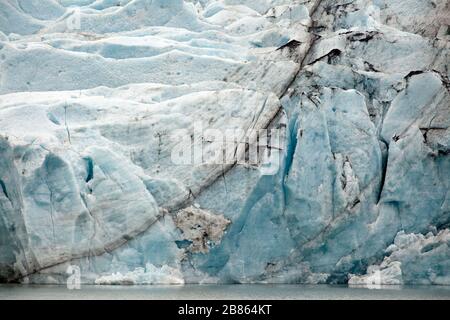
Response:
[1,284,449,300]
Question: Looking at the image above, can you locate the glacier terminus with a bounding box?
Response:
[0,0,449,286]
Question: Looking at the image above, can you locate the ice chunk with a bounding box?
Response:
[94,263,184,285]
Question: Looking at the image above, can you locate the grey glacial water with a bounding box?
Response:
[0,285,449,300]
[1,0,449,288]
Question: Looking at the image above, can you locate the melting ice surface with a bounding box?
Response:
[0,0,449,287]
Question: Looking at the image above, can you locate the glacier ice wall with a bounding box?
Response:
[0,0,449,285]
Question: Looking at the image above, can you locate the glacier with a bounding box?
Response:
[0,0,449,285]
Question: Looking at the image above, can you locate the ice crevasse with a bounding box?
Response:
[0,0,449,285]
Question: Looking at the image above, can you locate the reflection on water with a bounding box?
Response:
[0,284,449,300]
